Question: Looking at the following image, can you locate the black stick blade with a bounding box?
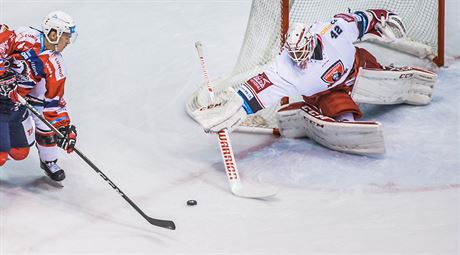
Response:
[147,217,176,230]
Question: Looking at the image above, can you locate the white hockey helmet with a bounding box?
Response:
[285,23,317,65]
[42,11,77,44]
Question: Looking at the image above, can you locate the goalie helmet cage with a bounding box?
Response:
[187,0,445,130]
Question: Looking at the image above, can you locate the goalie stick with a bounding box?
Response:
[195,41,278,198]
[17,95,176,230]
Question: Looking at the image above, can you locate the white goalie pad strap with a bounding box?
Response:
[300,104,385,155]
[191,87,247,133]
[352,67,437,105]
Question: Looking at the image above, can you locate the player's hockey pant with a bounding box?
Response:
[0,106,34,166]
[31,109,60,163]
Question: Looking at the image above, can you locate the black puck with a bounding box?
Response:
[186,200,197,206]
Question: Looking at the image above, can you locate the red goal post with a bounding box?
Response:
[186,0,445,131]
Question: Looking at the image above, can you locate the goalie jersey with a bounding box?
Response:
[238,14,361,114]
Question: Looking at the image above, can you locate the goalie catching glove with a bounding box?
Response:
[354,9,406,42]
[192,87,247,133]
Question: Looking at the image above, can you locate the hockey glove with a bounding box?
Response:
[0,70,19,103]
[56,124,77,153]
[10,59,36,90]
[192,87,247,133]
[355,9,406,42]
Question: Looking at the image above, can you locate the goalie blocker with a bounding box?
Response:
[191,87,247,134]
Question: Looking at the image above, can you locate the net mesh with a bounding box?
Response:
[186,0,440,129]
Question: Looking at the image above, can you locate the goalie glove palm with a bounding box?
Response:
[192,88,247,133]
[356,9,406,43]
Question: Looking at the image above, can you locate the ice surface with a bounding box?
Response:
[0,1,459,254]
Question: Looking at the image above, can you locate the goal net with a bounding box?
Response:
[186,0,444,131]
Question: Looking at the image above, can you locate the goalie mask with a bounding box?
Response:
[285,23,317,66]
[42,10,78,45]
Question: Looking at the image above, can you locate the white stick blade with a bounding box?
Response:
[231,182,278,199]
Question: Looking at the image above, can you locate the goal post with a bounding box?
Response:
[434,0,445,66]
[186,0,445,130]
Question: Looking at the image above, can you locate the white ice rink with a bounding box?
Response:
[1,1,459,254]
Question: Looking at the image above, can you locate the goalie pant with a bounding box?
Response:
[0,104,35,166]
[237,14,382,121]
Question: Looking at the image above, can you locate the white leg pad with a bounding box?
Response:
[300,105,385,155]
[276,103,385,155]
[277,103,308,138]
[351,67,437,105]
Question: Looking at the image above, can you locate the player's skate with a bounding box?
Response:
[41,160,65,181]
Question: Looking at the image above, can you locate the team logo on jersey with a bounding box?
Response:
[246,72,273,93]
[321,60,347,87]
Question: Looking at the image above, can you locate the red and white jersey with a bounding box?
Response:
[0,24,16,59]
[13,27,71,128]
[238,15,360,113]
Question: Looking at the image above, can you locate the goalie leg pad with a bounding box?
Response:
[300,104,385,155]
[277,102,308,138]
[276,102,385,155]
[352,67,437,105]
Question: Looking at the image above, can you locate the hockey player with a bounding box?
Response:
[0,70,35,166]
[192,9,436,155]
[0,11,78,180]
[0,25,35,166]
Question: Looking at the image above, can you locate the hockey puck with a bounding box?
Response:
[186,200,197,206]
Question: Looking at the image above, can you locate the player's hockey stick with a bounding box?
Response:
[195,41,278,198]
[17,95,176,230]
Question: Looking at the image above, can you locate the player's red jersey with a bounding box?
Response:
[0,25,16,59]
[0,25,17,77]
[12,27,71,128]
